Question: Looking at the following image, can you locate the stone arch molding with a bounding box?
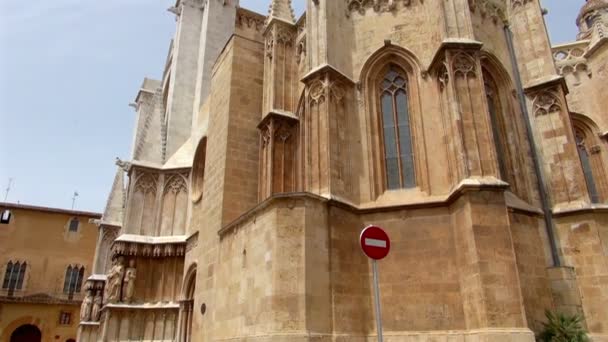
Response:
[358,43,429,197]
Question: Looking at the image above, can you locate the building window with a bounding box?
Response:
[379,66,415,189]
[59,311,72,325]
[1,210,11,224]
[68,218,79,232]
[63,265,84,294]
[483,75,509,180]
[575,129,600,203]
[2,261,27,294]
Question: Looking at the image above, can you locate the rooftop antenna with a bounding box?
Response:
[4,178,13,202]
[71,191,79,210]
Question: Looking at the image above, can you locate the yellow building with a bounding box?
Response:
[0,202,100,342]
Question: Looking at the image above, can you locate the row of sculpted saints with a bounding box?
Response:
[80,256,137,322]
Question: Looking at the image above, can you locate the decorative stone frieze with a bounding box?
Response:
[552,41,590,76]
[236,9,265,32]
[511,0,534,9]
[469,0,507,24]
[345,0,419,16]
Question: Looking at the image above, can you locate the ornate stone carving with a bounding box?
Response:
[346,0,418,16]
[296,38,306,65]
[552,42,590,76]
[308,77,346,104]
[236,10,265,32]
[532,90,562,116]
[80,290,93,321]
[164,174,188,194]
[105,256,125,304]
[452,53,477,77]
[91,290,102,321]
[438,63,450,91]
[511,0,533,8]
[135,173,158,194]
[309,79,326,103]
[122,259,137,303]
[469,0,507,24]
[276,29,295,46]
[266,37,274,59]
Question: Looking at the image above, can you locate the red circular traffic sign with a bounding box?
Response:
[360,225,390,260]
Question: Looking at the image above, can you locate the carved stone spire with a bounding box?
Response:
[267,0,296,25]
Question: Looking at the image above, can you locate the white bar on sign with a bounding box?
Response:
[365,238,387,248]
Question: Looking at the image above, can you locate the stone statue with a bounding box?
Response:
[80,290,93,321]
[91,290,102,321]
[105,256,125,303]
[122,259,137,303]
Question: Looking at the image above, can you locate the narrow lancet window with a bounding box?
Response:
[576,130,600,203]
[380,66,415,189]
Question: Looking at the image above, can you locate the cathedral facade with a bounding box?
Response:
[78,0,608,341]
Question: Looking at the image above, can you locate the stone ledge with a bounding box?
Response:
[552,203,608,217]
[104,302,180,310]
[219,177,513,237]
[87,274,107,281]
[115,234,188,244]
[523,74,567,94]
[79,321,101,326]
[212,328,535,341]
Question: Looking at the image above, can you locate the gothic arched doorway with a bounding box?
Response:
[179,264,196,342]
[10,324,41,342]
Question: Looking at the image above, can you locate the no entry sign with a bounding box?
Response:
[360,225,390,260]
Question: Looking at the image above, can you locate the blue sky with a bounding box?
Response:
[0,0,584,212]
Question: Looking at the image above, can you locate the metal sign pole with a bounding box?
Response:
[372,259,384,342]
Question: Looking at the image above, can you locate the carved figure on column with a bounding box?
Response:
[80,290,93,321]
[105,256,125,303]
[91,290,103,321]
[122,259,137,303]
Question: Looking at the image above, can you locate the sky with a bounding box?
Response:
[0,0,585,212]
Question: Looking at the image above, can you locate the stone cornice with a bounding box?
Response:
[111,234,187,258]
[428,39,484,73]
[523,74,568,95]
[301,64,355,84]
[219,177,515,237]
[0,293,81,306]
[552,203,608,217]
[257,110,299,129]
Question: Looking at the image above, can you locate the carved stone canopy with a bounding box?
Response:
[112,241,186,258]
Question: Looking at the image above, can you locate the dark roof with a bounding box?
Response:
[0,202,101,219]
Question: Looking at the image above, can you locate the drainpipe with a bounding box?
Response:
[503,25,561,267]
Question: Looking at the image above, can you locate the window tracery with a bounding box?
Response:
[3,261,27,294]
[532,89,562,116]
[379,66,415,189]
[63,265,85,295]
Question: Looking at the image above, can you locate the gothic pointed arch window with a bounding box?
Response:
[63,265,85,294]
[379,65,415,190]
[576,129,600,203]
[482,70,509,181]
[3,261,27,295]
